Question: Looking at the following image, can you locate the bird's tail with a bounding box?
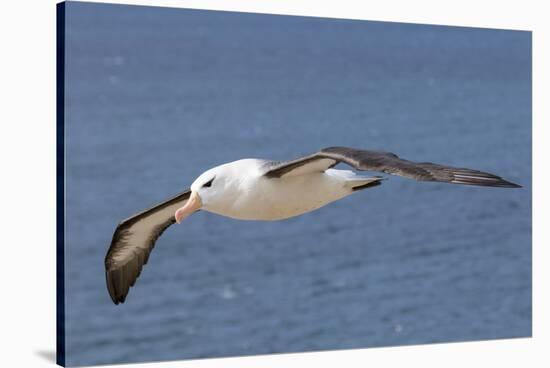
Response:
[349,177,384,191]
[325,169,384,192]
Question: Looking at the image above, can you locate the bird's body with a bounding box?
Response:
[198,159,380,221]
[104,146,521,304]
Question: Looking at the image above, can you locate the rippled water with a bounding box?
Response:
[62,2,531,366]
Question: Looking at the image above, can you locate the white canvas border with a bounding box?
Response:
[0,0,545,367]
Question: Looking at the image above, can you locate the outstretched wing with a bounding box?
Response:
[105,190,191,304]
[263,146,521,188]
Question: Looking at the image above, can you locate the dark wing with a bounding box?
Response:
[105,190,191,304]
[263,155,338,178]
[264,146,521,188]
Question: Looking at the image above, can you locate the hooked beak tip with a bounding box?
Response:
[174,191,202,224]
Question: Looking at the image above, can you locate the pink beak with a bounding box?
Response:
[175,191,202,223]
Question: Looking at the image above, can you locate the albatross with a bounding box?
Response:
[105,146,520,304]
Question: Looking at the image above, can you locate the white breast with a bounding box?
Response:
[202,160,355,221]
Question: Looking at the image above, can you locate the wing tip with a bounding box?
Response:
[451,177,522,188]
[450,169,522,188]
[105,269,128,305]
[488,175,522,188]
[504,179,522,188]
[500,182,522,188]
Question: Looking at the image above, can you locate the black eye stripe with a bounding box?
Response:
[203,177,214,188]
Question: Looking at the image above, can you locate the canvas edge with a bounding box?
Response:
[56,2,66,367]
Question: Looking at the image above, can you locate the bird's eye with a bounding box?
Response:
[202,177,214,188]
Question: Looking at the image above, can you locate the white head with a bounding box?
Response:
[174,160,252,223]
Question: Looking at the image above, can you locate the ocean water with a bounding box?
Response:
[62,2,531,366]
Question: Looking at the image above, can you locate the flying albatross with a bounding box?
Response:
[105,146,520,304]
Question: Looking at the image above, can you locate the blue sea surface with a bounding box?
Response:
[63,2,531,366]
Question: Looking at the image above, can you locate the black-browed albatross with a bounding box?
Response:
[105,146,520,304]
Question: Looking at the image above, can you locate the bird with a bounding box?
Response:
[104,146,521,304]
